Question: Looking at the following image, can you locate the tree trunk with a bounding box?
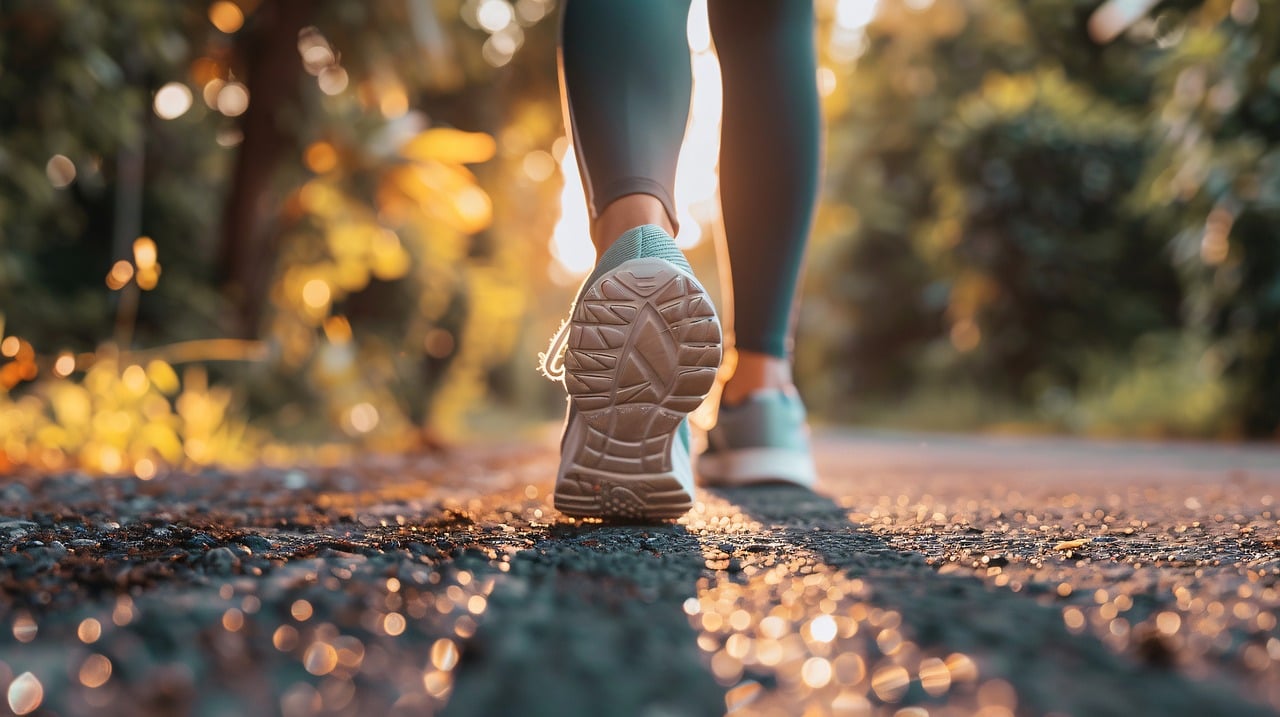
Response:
[219,0,314,338]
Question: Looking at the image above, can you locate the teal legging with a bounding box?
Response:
[560,0,821,360]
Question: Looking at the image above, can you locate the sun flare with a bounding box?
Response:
[548,0,724,284]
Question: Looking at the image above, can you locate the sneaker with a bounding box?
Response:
[697,390,817,488]
[542,224,722,520]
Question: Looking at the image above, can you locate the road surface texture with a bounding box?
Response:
[1,430,1279,717]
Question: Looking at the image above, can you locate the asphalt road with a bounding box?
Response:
[1,430,1279,717]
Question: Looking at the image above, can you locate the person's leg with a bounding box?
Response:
[707,0,821,406]
[698,0,820,488]
[551,0,723,520]
[560,0,691,254]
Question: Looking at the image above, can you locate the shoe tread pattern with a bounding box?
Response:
[555,259,722,520]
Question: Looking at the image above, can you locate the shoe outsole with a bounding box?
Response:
[697,447,818,489]
[554,258,722,520]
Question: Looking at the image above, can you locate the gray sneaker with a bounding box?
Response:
[698,390,817,488]
[542,224,723,520]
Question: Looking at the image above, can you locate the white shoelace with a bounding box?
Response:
[538,317,571,382]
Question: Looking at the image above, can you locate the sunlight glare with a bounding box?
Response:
[673,39,723,250]
[548,0,723,280]
[836,0,880,29]
[548,146,594,285]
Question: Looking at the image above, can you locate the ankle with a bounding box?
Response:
[721,351,794,406]
[593,194,675,254]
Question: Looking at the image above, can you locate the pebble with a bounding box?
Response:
[238,535,274,553]
[284,471,309,490]
[0,517,36,526]
[186,534,218,550]
[0,485,32,502]
[201,547,240,574]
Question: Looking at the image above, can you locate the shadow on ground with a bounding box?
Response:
[2,434,1280,716]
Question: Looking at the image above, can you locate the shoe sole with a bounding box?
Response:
[554,258,722,520]
[697,447,818,489]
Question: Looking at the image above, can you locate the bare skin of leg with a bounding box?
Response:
[720,350,794,406]
[592,194,675,254]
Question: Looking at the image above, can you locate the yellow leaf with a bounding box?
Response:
[138,423,184,463]
[384,164,493,234]
[1053,539,1088,551]
[401,128,496,165]
[48,384,92,428]
[333,258,371,292]
[298,180,346,218]
[387,162,477,202]
[327,224,371,257]
[146,360,181,396]
[35,424,71,450]
[371,245,411,281]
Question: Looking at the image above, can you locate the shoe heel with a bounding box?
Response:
[555,258,722,519]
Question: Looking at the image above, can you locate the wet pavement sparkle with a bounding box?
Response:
[1,431,1279,716]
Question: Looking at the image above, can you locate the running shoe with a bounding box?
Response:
[542,224,722,520]
[697,389,817,488]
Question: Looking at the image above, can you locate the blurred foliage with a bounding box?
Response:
[0,0,560,474]
[804,0,1280,438]
[1073,332,1239,437]
[0,353,258,475]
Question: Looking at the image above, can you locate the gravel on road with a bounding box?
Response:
[1,430,1279,717]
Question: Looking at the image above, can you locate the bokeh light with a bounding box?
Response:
[78,655,112,689]
[6,673,42,716]
[202,78,225,108]
[476,0,514,32]
[318,66,349,95]
[301,279,332,310]
[379,85,409,118]
[106,260,134,290]
[133,236,157,268]
[53,352,75,376]
[521,150,555,182]
[77,618,102,644]
[836,0,880,29]
[153,82,193,119]
[304,142,339,173]
[208,1,244,33]
[45,154,76,188]
[216,82,249,116]
[348,402,380,434]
